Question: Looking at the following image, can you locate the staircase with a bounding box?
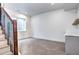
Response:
[0,26,13,55]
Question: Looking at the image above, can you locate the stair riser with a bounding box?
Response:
[0,31,2,34]
[0,28,2,30]
[0,35,5,39]
[0,36,5,39]
[0,26,11,55]
[0,45,8,49]
[0,39,6,42]
[0,37,5,40]
[0,47,12,55]
[0,40,8,49]
[0,43,7,47]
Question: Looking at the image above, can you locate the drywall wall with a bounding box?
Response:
[31,9,77,42]
[77,5,79,18]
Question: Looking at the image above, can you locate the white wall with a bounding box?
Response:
[31,9,77,42]
[77,5,79,18]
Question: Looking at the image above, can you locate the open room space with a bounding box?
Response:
[0,3,79,55]
[19,38,65,55]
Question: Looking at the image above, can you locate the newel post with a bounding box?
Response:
[13,20,18,55]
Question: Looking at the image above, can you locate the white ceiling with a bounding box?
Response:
[4,3,79,16]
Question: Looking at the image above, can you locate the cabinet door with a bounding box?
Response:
[65,36,79,55]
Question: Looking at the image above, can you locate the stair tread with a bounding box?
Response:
[0,40,8,49]
[0,34,5,37]
[0,45,8,49]
[0,39,6,41]
[2,51,13,55]
[0,35,5,39]
[0,40,7,45]
[0,38,6,40]
[0,26,12,55]
[0,30,5,40]
[0,46,11,55]
[0,40,7,44]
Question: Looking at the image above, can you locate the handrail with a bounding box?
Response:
[1,8,13,23]
[1,7,18,55]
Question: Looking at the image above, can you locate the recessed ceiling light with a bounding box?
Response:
[51,3,55,5]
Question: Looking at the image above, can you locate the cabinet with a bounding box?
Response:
[65,35,79,55]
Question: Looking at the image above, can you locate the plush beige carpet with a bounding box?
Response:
[0,46,13,55]
[0,40,8,48]
[0,26,13,55]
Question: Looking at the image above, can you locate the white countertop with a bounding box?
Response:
[65,26,79,37]
[64,33,79,37]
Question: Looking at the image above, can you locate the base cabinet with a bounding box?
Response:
[65,36,79,55]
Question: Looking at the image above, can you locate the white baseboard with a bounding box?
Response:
[32,36,65,43]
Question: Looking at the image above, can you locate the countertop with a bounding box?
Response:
[64,33,79,37]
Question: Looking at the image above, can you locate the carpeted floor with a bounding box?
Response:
[0,26,13,55]
[0,46,13,55]
[19,38,65,55]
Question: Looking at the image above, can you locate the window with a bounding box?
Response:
[17,18,26,31]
